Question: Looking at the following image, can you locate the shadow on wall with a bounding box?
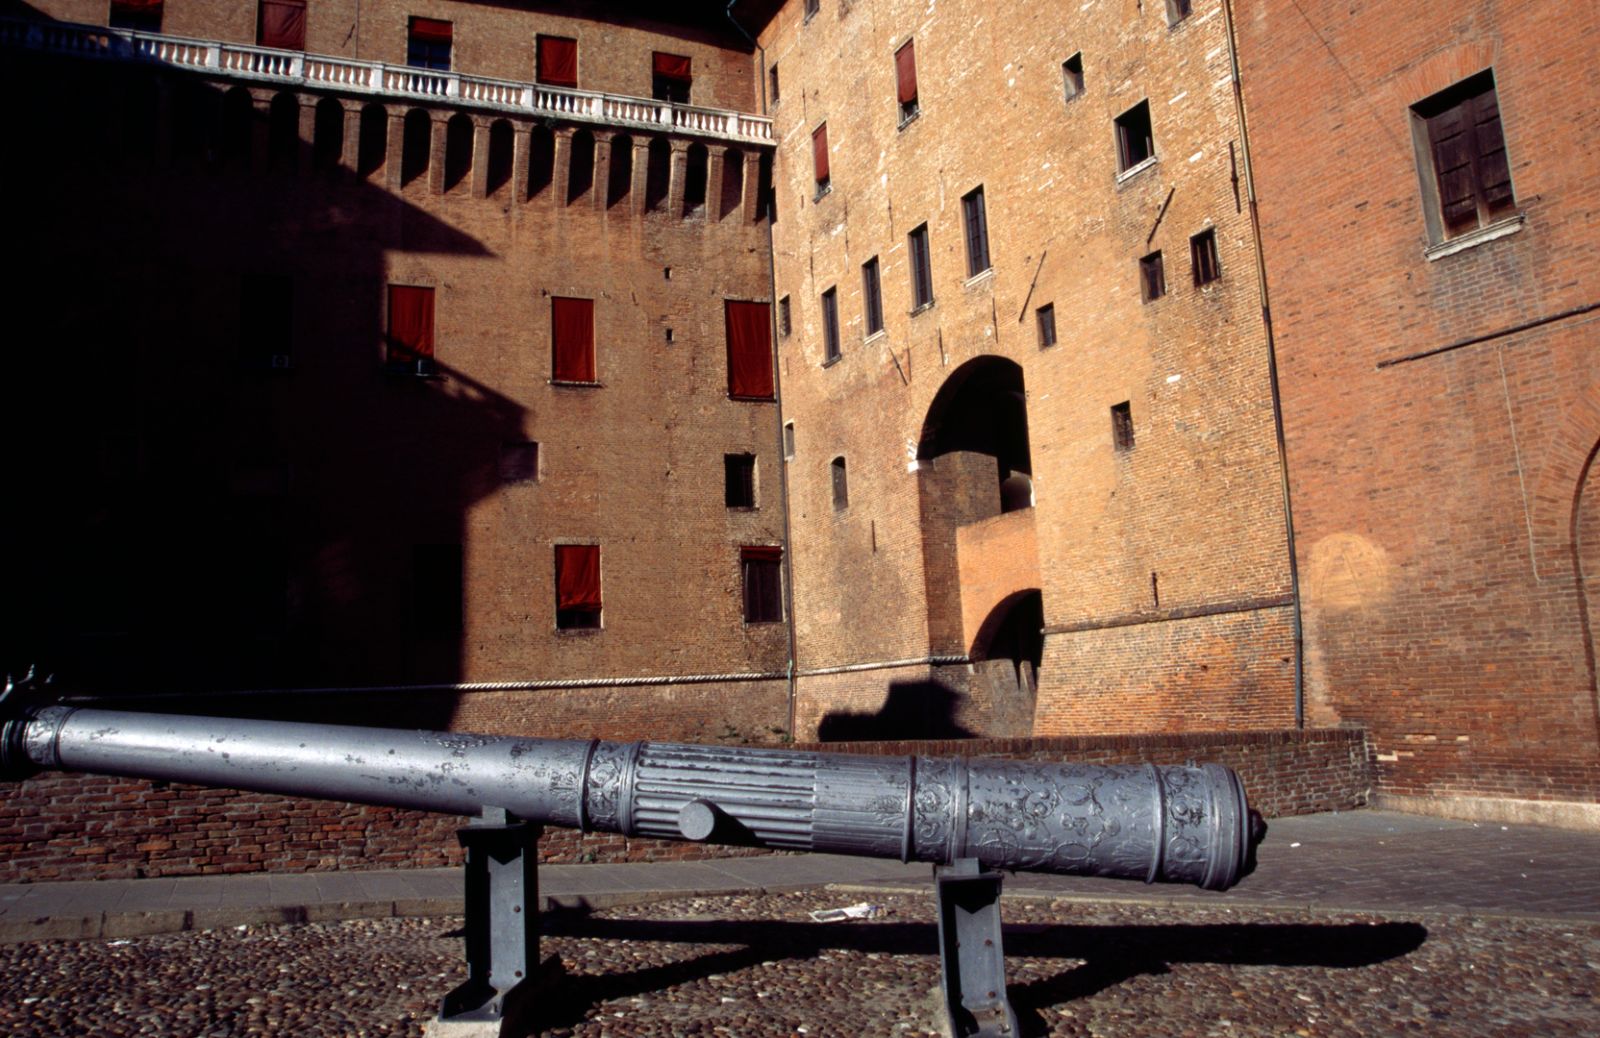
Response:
[815,680,976,742]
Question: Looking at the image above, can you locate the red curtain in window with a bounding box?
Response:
[387,285,435,362]
[410,17,452,42]
[538,35,579,87]
[741,545,782,563]
[555,545,601,610]
[551,296,595,382]
[259,0,306,50]
[895,41,917,103]
[811,124,830,182]
[724,300,774,400]
[653,52,692,81]
[112,0,163,9]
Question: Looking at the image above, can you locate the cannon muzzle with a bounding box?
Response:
[4,703,1261,889]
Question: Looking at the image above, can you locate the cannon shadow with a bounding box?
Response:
[531,911,1429,1034]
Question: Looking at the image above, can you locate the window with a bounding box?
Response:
[537,35,578,87]
[1140,251,1165,302]
[413,544,462,636]
[778,295,792,338]
[803,0,820,21]
[551,297,596,383]
[1112,402,1135,452]
[783,422,796,460]
[862,257,884,336]
[1036,303,1057,348]
[386,284,435,373]
[962,186,991,277]
[1063,53,1084,101]
[725,454,756,508]
[725,300,775,400]
[895,40,919,124]
[1115,100,1154,173]
[652,52,692,104]
[407,18,452,71]
[109,0,162,32]
[257,0,305,49]
[909,223,934,309]
[1166,0,1192,25]
[500,441,540,483]
[1191,228,1220,286]
[242,274,292,367]
[769,64,780,105]
[830,456,848,511]
[821,288,841,364]
[812,123,830,199]
[1412,70,1515,243]
[555,544,601,630]
[741,546,783,623]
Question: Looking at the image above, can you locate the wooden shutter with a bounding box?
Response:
[812,123,830,183]
[1469,90,1514,216]
[895,41,918,104]
[551,297,595,382]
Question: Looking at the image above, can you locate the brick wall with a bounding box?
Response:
[0,727,1365,882]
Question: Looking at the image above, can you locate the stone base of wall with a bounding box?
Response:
[1371,792,1600,832]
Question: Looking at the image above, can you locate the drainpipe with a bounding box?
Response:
[1221,0,1305,729]
[726,2,800,741]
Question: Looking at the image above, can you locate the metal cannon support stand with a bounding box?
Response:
[937,858,1020,1038]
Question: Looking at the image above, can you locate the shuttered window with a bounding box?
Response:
[551,297,596,383]
[1415,71,1515,240]
[909,223,933,309]
[387,285,435,371]
[862,257,884,336]
[741,546,783,623]
[821,288,841,363]
[652,52,692,104]
[407,18,452,71]
[257,0,306,49]
[895,40,919,122]
[812,123,830,197]
[962,186,991,277]
[555,545,601,629]
[537,35,579,87]
[725,300,775,400]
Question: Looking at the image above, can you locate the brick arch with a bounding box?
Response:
[1572,435,1600,735]
[1528,375,1600,554]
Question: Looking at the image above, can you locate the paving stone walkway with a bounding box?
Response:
[2,809,1596,944]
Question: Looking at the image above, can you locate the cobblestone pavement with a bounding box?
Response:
[1,890,1595,1038]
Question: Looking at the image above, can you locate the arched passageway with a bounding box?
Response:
[969,589,1044,736]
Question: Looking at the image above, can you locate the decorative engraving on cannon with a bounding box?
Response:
[2,689,1264,1038]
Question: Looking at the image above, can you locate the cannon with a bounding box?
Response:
[2,689,1263,1037]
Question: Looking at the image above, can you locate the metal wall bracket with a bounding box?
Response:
[935,857,1019,1038]
[439,807,551,1034]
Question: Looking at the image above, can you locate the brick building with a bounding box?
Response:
[0,0,1595,884]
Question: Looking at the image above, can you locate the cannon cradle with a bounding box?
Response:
[4,704,1258,890]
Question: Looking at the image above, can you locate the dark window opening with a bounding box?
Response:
[357,103,387,178]
[401,108,431,186]
[312,97,342,170]
[413,544,462,637]
[1166,0,1192,25]
[258,0,306,50]
[109,0,162,32]
[1112,401,1135,452]
[1413,69,1515,241]
[812,123,831,199]
[1191,228,1221,286]
[758,150,776,224]
[778,296,792,338]
[407,17,452,71]
[551,296,596,383]
[555,544,601,630]
[241,274,292,367]
[821,287,841,364]
[645,137,672,211]
[769,64,780,104]
[500,441,540,483]
[683,142,709,217]
[962,186,991,277]
[1140,251,1166,302]
[443,113,473,192]
[725,300,775,400]
[386,284,435,374]
[862,257,884,336]
[783,422,796,459]
[567,129,595,203]
[803,0,820,21]
[1115,100,1154,172]
[725,454,757,508]
[909,223,934,309]
[487,119,514,196]
[528,125,556,198]
[606,133,634,208]
[830,456,849,511]
[267,91,299,169]
[171,81,218,163]
[895,40,919,124]
[652,52,692,104]
[220,87,254,165]
[1036,303,1057,348]
[1063,53,1084,101]
[537,35,578,88]
[719,148,745,219]
[741,546,783,623]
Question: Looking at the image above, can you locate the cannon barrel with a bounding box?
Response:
[3,704,1260,890]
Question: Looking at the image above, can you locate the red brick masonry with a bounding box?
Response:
[0,729,1367,883]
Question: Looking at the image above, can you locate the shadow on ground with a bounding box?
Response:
[535,911,1429,1036]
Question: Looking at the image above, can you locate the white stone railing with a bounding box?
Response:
[0,15,775,147]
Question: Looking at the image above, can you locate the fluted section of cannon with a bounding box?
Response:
[629,744,819,849]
